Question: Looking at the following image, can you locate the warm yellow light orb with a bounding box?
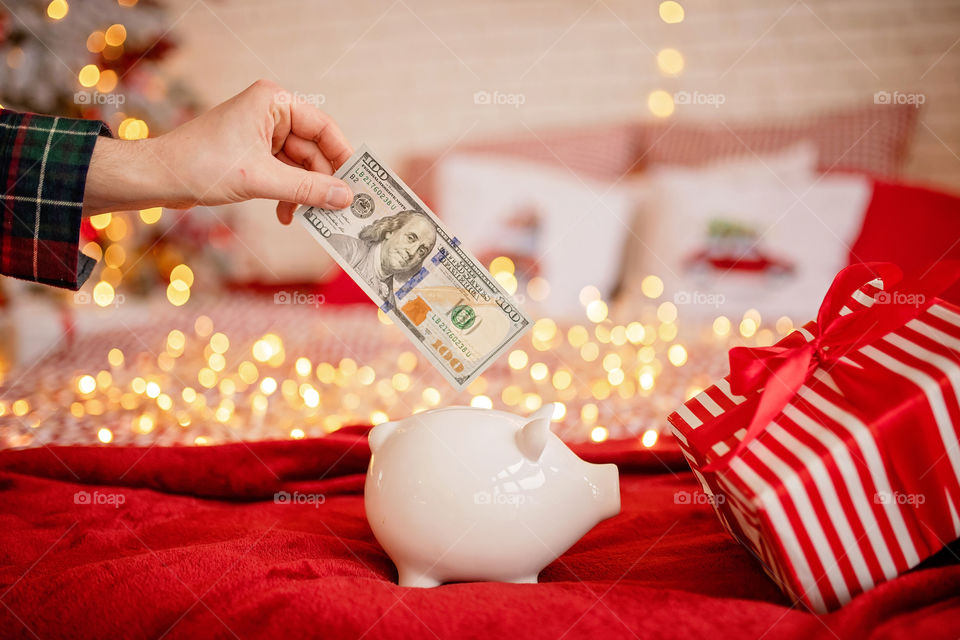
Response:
[209,332,229,354]
[86,31,106,53]
[579,285,601,306]
[640,275,663,299]
[295,357,312,377]
[260,377,278,395]
[166,280,190,306]
[170,264,194,287]
[591,426,609,442]
[194,315,214,337]
[659,1,684,23]
[580,342,600,362]
[77,375,96,394]
[303,388,320,408]
[567,325,589,348]
[532,318,557,342]
[508,349,529,370]
[89,212,112,230]
[139,207,162,224]
[422,387,441,406]
[397,351,418,373]
[639,371,655,391]
[586,299,608,323]
[97,427,113,443]
[648,90,675,118]
[93,281,115,307]
[78,64,100,88]
[470,395,493,409]
[207,353,226,372]
[527,277,550,301]
[107,348,124,367]
[657,48,684,75]
[104,24,127,47]
[713,315,731,337]
[529,362,548,381]
[668,344,688,366]
[12,399,29,416]
[489,256,515,276]
[776,316,794,335]
[47,0,69,21]
[602,353,622,372]
[642,429,658,447]
[552,370,572,390]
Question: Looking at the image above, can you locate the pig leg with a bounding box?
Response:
[511,575,539,584]
[397,567,442,588]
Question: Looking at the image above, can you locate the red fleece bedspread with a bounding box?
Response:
[1,431,958,639]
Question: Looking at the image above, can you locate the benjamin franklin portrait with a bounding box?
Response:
[328,210,438,306]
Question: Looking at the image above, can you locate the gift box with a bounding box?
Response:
[667,262,960,613]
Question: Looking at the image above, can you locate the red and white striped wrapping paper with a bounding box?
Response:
[667,276,960,613]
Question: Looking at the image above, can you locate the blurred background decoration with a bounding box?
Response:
[1,0,959,449]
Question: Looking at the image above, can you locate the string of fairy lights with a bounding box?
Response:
[650,1,686,118]
[0,261,795,449]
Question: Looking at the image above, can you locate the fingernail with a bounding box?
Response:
[328,184,351,209]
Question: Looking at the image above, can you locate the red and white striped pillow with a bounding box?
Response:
[636,103,918,178]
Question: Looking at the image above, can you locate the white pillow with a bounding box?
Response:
[434,153,636,318]
[631,144,871,320]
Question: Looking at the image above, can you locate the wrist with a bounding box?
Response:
[82,135,193,215]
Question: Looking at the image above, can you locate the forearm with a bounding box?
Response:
[82,136,195,215]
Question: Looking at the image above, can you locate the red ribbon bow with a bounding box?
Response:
[691,260,960,472]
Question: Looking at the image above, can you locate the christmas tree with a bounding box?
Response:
[0,0,233,314]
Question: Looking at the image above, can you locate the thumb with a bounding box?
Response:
[257,160,353,210]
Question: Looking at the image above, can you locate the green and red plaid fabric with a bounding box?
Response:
[1,109,111,290]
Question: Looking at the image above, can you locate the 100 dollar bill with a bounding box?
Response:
[296,144,530,390]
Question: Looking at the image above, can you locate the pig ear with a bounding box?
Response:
[517,404,555,461]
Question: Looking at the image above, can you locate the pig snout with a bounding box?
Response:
[591,462,621,521]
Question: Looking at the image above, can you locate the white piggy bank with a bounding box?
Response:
[364,404,620,587]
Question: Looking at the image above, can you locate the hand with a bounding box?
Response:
[82,79,354,224]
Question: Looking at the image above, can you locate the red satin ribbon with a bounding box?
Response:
[691,260,960,472]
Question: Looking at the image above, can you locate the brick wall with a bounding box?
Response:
[163,0,960,279]
[167,0,960,187]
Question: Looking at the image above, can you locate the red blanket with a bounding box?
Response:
[1,432,958,639]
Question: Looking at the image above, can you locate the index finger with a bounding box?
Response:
[289,101,354,170]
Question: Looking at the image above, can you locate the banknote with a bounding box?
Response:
[296,144,531,390]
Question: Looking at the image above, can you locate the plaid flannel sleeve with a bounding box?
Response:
[1,109,113,290]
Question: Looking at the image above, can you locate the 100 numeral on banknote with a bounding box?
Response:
[296,144,530,390]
